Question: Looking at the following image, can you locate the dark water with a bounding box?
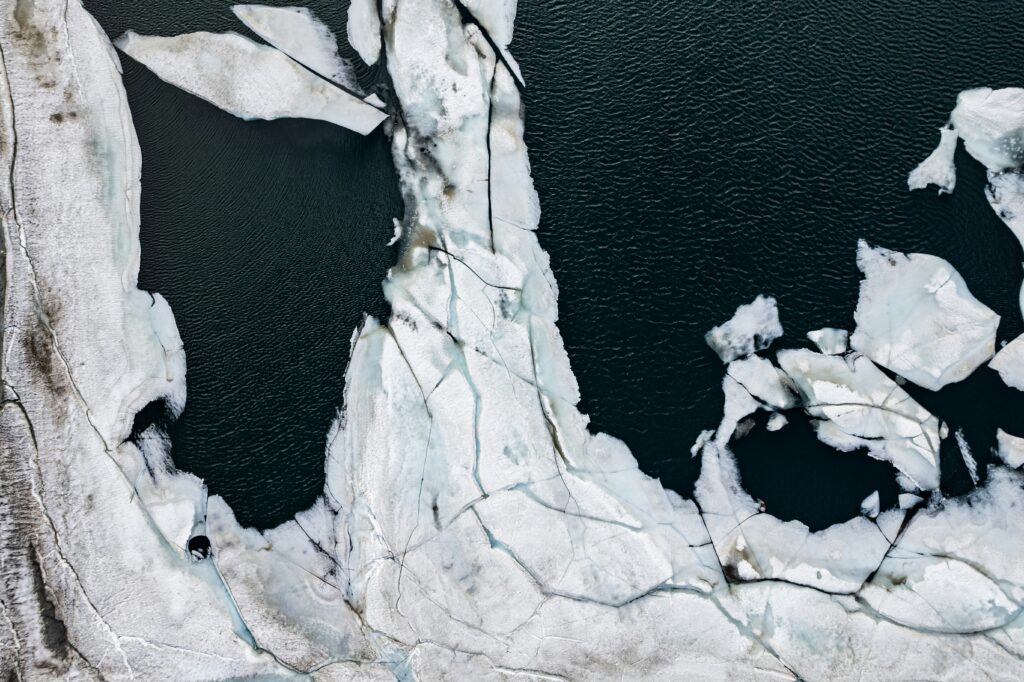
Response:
[511,0,1024,527]
[85,1,401,528]
[86,0,1024,531]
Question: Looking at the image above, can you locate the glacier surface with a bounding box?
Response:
[5,1,1024,680]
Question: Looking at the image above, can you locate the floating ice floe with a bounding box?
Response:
[347,0,381,66]
[860,490,880,518]
[991,334,1024,390]
[116,30,387,135]
[766,412,788,431]
[705,295,783,363]
[908,125,958,194]
[951,87,1024,171]
[850,240,999,390]
[955,428,980,485]
[996,429,1024,468]
[231,5,364,94]
[778,349,944,490]
[807,326,848,355]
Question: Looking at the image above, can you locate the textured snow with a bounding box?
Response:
[778,349,943,490]
[991,333,1024,391]
[347,0,381,66]
[850,240,999,390]
[116,30,386,135]
[232,4,363,94]
[908,125,958,193]
[955,428,979,486]
[8,1,1024,679]
[705,295,783,363]
[807,326,848,355]
[996,429,1024,468]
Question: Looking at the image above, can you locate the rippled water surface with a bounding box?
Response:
[88,0,1024,530]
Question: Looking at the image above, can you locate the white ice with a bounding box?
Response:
[951,87,1024,172]
[860,490,880,518]
[778,349,943,490]
[116,30,386,135]
[766,412,788,431]
[908,125,958,194]
[955,428,979,485]
[990,334,1024,391]
[705,295,783,363]
[996,429,1024,468]
[807,326,848,355]
[231,5,364,94]
[347,0,381,66]
[850,240,999,390]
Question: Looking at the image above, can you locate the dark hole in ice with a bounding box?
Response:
[127,398,171,446]
[731,409,901,531]
[187,535,212,561]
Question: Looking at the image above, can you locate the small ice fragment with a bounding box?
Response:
[725,356,795,410]
[387,218,403,246]
[955,428,979,485]
[691,429,714,458]
[231,5,362,93]
[347,0,381,66]
[806,327,848,355]
[996,429,1024,468]
[950,87,1024,172]
[908,125,958,194]
[898,493,924,509]
[860,491,880,518]
[766,413,788,432]
[990,334,1024,391]
[851,241,999,390]
[116,31,387,135]
[705,295,783,363]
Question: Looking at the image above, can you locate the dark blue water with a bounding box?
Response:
[86,1,401,528]
[89,0,1024,531]
[511,0,1024,527]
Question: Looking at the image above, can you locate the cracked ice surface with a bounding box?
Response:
[115,30,386,135]
[777,349,943,491]
[851,240,999,390]
[705,295,783,363]
[8,0,1024,679]
[231,4,364,94]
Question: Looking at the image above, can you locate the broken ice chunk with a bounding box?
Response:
[231,5,363,94]
[806,327,848,355]
[860,490,880,518]
[347,0,381,66]
[766,413,788,432]
[116,31,387,135]
[989,334,1024,391]
[908,125,958,194]
[778,349,943,490]
[955,428,979,485]
[951,87,1024,172]
[726,356,796,410]
[996,429,1024,468]
[899,492,924,509]
[850,241,999,390]
[705,295,783,363]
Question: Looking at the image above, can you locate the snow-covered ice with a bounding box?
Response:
[766,412,788,431]
[231,4,363,94]
[908,125,958,193]
[996,429,1024,468]
[807,326,848,355]
[116,30,387,135]
[991,333,1024,390]
[705,295,783,362]
[9,0,1024,679]
[951,87,1024,171]
[778,349,943,490]
[955,428,979,485]
[347,0,381,66]
[851,240,999,390]
[860,490,880,518]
